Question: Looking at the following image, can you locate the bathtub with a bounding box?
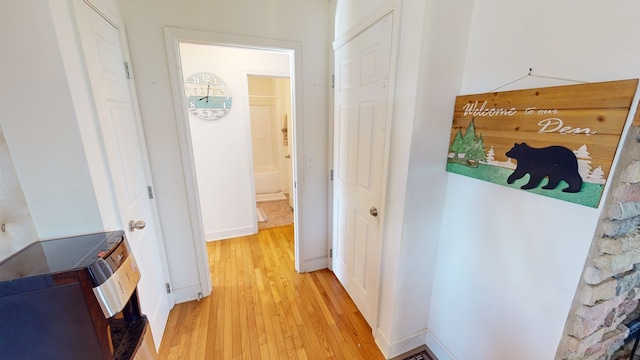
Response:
[254,166,281,195]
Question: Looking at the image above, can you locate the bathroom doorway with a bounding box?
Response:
[248,75,295,230]
[163,30,304,282]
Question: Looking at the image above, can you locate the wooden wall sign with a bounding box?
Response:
[446,79,638,207]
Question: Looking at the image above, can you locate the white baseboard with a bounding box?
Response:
[206,225,256,242]
[375,327,428,359]
[374,328,392,358]
[425,329,455,360]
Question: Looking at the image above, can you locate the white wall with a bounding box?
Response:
[0,0,106,240]
[396,0,474,356]
[335,0,389,38]
[180,44,290,240]
[118,0,333,295]
[426,1,640,360]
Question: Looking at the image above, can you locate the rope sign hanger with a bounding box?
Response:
[489,68,589,92]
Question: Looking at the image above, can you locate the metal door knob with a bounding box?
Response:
[129,220,146,232]
[370,207,378,217]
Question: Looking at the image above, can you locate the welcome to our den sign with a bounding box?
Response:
[446,79,638,207]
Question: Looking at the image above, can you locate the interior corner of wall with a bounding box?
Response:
[425,329,455,360]
[374,326,392,358]
[376,326,430,359]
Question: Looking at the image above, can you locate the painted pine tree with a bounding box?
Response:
[448,118,485,167]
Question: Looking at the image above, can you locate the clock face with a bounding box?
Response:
[184,72,232,120]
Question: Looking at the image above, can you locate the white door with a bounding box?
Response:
[74,0,172,347]
[332,14,394,327]
[250,98,278,177]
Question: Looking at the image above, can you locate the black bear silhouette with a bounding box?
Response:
[505,143,583,193]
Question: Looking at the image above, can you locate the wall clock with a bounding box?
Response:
[184,72,232,120]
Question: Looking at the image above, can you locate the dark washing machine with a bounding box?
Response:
[0,231,157,359]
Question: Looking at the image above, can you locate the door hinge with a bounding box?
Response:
[329,248,333,258]
[165,283,172,294]
[147,186,154,199]
[331,74,335,89]
[330,170,333,181]
[124,62,131,79]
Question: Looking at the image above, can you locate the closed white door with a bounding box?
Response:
[249,98,278,174]
[74,0,172,346]
[332,13,394,327]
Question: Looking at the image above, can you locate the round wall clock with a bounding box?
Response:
[184,72,233,120]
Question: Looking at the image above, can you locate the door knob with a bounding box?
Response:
[370,207,378,217]
[129,220,146,232]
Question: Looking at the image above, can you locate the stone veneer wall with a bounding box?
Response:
[557,125,640,360]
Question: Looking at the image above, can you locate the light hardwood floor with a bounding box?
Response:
[157,225,385,359]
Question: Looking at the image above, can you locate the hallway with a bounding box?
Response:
[158,225,383,359]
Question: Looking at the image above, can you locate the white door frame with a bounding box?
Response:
[163,27,304,282]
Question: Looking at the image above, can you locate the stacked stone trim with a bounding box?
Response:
[557,126,640,360]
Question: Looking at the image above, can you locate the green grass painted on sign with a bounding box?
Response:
[446,162,603,208]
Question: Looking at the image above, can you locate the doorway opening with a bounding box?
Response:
[164,29,303,292]
[247,75,295,230]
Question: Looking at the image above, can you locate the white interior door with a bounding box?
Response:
[249,97,278,175]
[74,0,172,347]
[332,13,393,327]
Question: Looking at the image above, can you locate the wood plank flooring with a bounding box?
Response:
[157,225,385,359]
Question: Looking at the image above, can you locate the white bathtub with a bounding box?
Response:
[254,167,281,195]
